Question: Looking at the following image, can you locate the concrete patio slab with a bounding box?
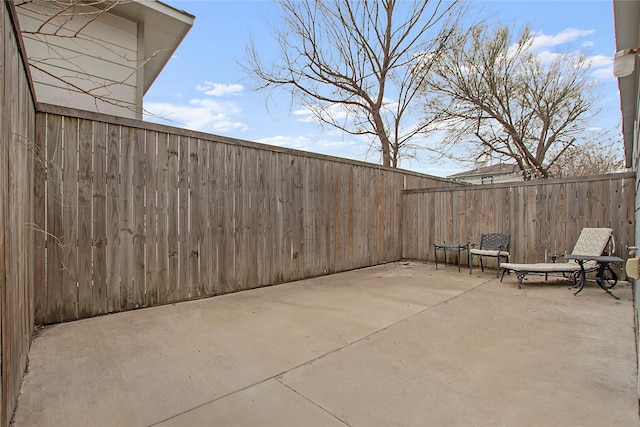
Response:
[12,262,639,426]
[158,379,345,427]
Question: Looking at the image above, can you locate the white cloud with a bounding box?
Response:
[294,97,398,125]
[195,82,244,97]
[592,66,614,80]
[256,134,364,158]
[522,29,615,82]
[535,50,563,65]
[257,135,311,150]
[589,54,614,80]
[589,54,613,68]
[145,98,248,133]
[529,28,595,52]
[292,107,318,123]
[293,104,350,124]
[144,81,250,133]
[316,138,354,149]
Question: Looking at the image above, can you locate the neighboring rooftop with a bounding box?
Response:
[107,0,195,95]
[16,0,194,119]
[447,161,523,185]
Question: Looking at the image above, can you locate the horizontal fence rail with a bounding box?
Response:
[33,107,446,325]
[402,173,636,270]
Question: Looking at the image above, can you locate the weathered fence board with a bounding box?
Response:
[94,122,107,315]
[403,173,636,271]
[78,119,94,317]
[106,124,120,313]
[62,116,78,320]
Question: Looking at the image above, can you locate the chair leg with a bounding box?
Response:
[496,256,507,278]
[516,272,527,288]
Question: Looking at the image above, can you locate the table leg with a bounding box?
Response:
[434,245,438,270]
[595,263,619,300]
[572,261,587,296]
[568,271,581,289]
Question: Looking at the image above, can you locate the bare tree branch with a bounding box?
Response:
[242,0,467,168]
[420,25,598,179]
[548,129,626,177]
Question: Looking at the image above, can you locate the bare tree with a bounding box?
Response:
[420,25,597,179]
[548,130,626,178]
[244,0,466,168]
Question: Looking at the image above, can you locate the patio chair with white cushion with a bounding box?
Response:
[500,227,615,289]
[469,233,511,277]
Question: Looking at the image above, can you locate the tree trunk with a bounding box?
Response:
[372,111,392,167]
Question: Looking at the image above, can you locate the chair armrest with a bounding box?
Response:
[548,253,562,263]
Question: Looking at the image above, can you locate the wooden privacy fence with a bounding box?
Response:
[1,2,36,426]
[402,172,636,269]
[33,105,447,325]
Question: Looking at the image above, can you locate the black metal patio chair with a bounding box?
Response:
[469,233,511,277]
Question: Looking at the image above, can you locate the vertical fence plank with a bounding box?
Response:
[255,150,267,282]
[538,184,554,259]
[120,127,134,309]
[178,135,189,299]
[223,145,236,289]
[132,128,145,308]
[77,119,94,318]
[1,13,8,421]
[33,113,46,324]
[166,134,179,302]
[106,124,120,313]
[189,138,201,297]
[93,122,107,315]
[46,114,64,323]
[145,130,158,306]
[245,149,260,286]
[235,149,246,288]
[156,132,169,304]
[61,117,78,320]
[208,142,222,294]
[199,139,211,295]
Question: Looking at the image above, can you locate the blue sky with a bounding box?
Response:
[145,0,620,177]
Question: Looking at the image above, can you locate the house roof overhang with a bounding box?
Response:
[446,163,520,180]
[614,0,640,168]
[106,0,194,95]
